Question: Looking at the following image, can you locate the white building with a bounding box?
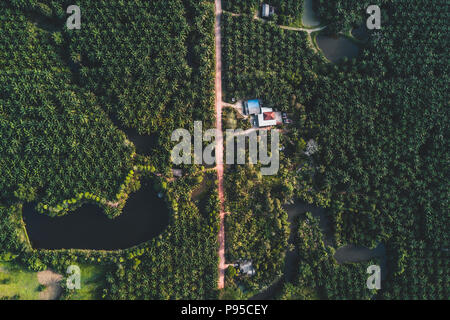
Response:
[262,4,275,18]
[238,260,256,276]
[257,107,282,127]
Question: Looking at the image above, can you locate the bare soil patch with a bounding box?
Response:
[37,270,63,300]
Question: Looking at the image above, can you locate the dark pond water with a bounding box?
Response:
[251,202,329,300]
[251,202,387,299]
[334,243,387,280]
[22,184,169,250]
[334,243,385,264]
[108,113,159,156]
[317,35,360,62]
[122,126,159,156]
[352,24,369,42]
[302,0,321,27]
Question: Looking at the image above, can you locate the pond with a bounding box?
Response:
[122,126,159,156]
[251,202,329,300]
[334,243,385,264]
[108,114,159,156]
[352,24,369,42]
[22,184,170,250]
[316,35,360,62]
[302,0,321,27]
[334,243,387,280]
[250,201,387,299]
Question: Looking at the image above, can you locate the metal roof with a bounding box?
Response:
[247,99,260,109]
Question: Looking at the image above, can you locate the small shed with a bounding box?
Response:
[243,99,261,115]
[239,260,256,276]
[262,4,275,18]
[172,169,183,178]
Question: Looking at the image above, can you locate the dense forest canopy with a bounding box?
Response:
[1,0,219,300]
[221,0,448,299]
[0,0,216,203]
[0,0,447,300]
[0,3,133,205]
[224,0,305,24]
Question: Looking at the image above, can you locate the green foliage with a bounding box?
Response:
[0,206,25,254]
[103,178,220,299]
[222,13,321,111]
[0,3,134,206]
[278,282,316,300]
[0,0,446,301]
[226,265,238,279]
[309,0,449,249]
[27,256,47,272]
[379,241,449,300]
[222,0,448,299]
[315,0,384,34]
[0,0,219,300]
[223,0,305,24]
[294,212,376,300]
[224,165,290,290]
[219,284,245,300]
[61,0,215,172]
[223,0,259,15]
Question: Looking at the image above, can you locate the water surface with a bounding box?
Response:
[302,0,321,27]
[317,35,360,62]
[251,202,329,299]
[351,24,369,42]
[23,184,169,250]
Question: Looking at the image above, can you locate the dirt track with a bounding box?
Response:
[214,0,227,290]
[37,270,63,300]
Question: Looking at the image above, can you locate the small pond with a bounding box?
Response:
[22,184,169,250]
[251,202,329,300]
[302,0,321,27]
[250,202,387,299]
[334,243,387,280]
[351,24,370,42]
[122,126,159,156]
[334,243,385,264]
[316,35,360,62]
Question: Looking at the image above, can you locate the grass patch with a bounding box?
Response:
[191,172,217,219]
[12,204,32,250]
[0,261,40,300]
[223,107,251,130]
[65,264,107,300]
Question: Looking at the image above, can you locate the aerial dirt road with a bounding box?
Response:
[214,0,226,290]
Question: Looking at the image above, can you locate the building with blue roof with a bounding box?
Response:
[243,99,261,115]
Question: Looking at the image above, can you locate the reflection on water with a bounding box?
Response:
[317,35,360,62]
[302,0,321,27]
[352,24,369,42]
[122,126,158,156]
[23,184,169,250]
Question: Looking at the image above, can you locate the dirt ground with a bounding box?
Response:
[37,270,63,300]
